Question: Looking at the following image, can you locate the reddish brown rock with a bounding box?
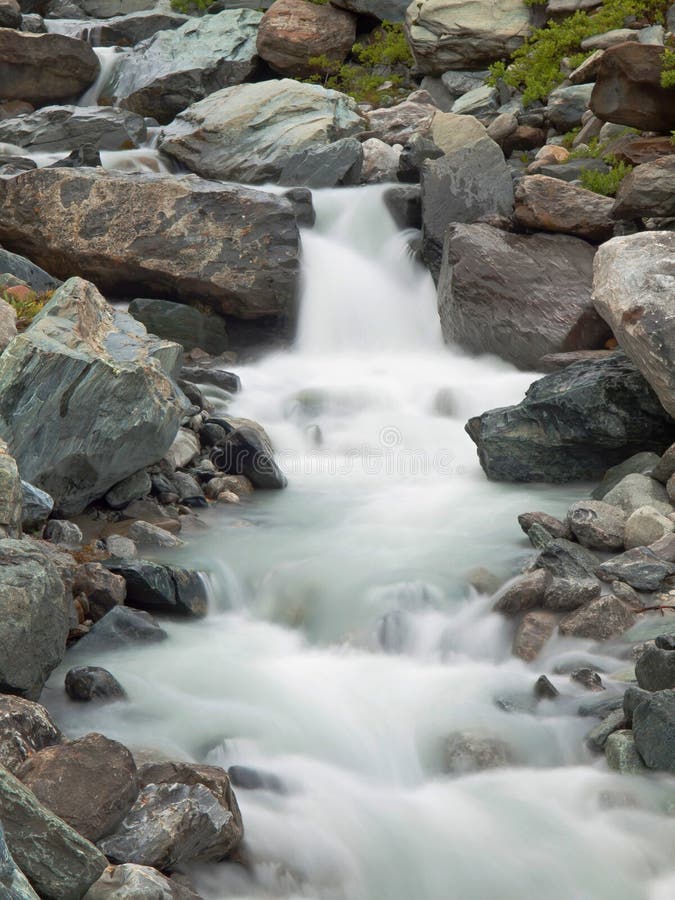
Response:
[514,175,614,242]
[501,125,546,157]
[605,135,675,167]
[73,562,126,621]
[256,0,356,77]
[590,42,675,132]
[513,610,558,662]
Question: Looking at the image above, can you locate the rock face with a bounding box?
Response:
[0,696,62,775]
[466,354,675,482]
[257,0,356,77]
[17,733,139,843]
[0,539,70,700]
[0,278,186,516]
[590,42,675,132]
[0,168,300,320]
[0,106,146,152]
[0,765,107,900]
[405,0,530,73]
[612,156,675,219]
[437,224,607,369]
[159,79,365,184]
[513,175,614,242]
[109,10,262,124]
[593,232,675,420]
[0,821,38,900]
[0,29,100,105]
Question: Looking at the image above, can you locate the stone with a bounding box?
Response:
[109,10,262,124]
[366,97,436,146]
[450,83,500,119]
[487,112,518,142]
[635,645,675,691]
[84,864,201,900]
[585,708,626,751]
[537,350,614,373]
[0,765,107,900]
[256,0,355,77]
[73,606,167,653]
[602,473,672,517]
[65,667,126,703]
[0,439,21,539]
[0,29,99,105]
[0,539,69,700]
[17,733,138,843]
[492,569,551,615]
[129,298,228,358]
[331,0,409,20]
[536,158,610,183]
[590,42,675,132]
[227,765,285,792]
[513,175,614,242]
[652,444,675,484]
[542,577,600,612]
[524,523,555,550]
[606,135,675,167]
[73,563,125,621]
[547,83,594,130]
[90,11,190,47]
[568,49,604,85]
[20,481,53,531]
[212,425,287,489]
[534,675,559,700]
[501,124,545,156]
[537,539,600,580]
[655,634,675,651]
[571,668,604,691]
[0,0,20,27]
[592,455,660,501]
[465,355,675,482]
[43,520,83,549]
[438,224,605,370]
[0,297,17,352]
[405,0,531,74]
[442,730,514,773]
[604,730,647,774]
[559,594,635,641]
[383,185,422,230]
[180,368,240,394]
[163,428,200,471]
[624,506,673,550]
[160,80,365,185]
[632,689,675,772]
[612,156,675,219]
[512,610,558,662]
[518,511,571,540]
[0,106,146,153]
[581,28,638,51]
[0,279,185,516]
[105,470,152,510]
[566,500,627,551]
[104,560,208,618]
[624,685,657,720]
[361,138,401,183]
[127,521,183,549]
[0,695,61,775]
[203,474,253,500]
[0,248,59,294]
[0,821,38,900]
[596,547,675,592]
[0,169,300,321]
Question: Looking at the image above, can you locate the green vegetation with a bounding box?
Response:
[487,0,670,105]
[1,288,53,330]
[170,0,210,12]
[661,48,675,88]
[580,158,633,195]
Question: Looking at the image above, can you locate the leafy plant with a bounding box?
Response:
[170,0,210,12]
[661,48,675,88]
[1,287,53,329]
[351,22,413,68]
[580,158,633,196]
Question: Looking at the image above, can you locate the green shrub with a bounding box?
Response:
[170,0,210,11]
[351,22,414,68]
[661,48,675,88]
[580,158,633,196]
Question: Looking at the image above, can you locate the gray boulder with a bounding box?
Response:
[0,439,21,539]
[0,277,186,516]
[566,500,626,551]
[0,106,146,153]
[559,595,635,641]
[20,481,53,531]
[624,506,673,549]
[109,10,261,124]
[212,424,287,489]
[279,137,363,188]
[591,451,660,500]
[0,822,39,900]
[593,232,675,420]
[331,0,409,21]
[0,539,70,700]
[492,569,550,615]
[602,473,672,516]
[0,249,59,294]
[128,298,228,356]
[632,690,675,772]
[438,224,606,369]
[104,470,152,510]
[53,0,157,15]
[542,577,600,611]
[104,560,208,618]
[90,11,190,47]
[596,546,675,591]
[65,667,126,703]
[546,83,594,130]
[0,695,61,775]
[612,156,675,219]
[635,645,675,691]
[84,864,200,900]
[0,765,107,900]
[73,606,167,653]
[537,538,600,580]
[159,79,365,184]
[465,355,675,482]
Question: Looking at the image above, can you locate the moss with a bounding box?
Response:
[170,0,210,11]
[1,288,53,330]
[580,158,633,195]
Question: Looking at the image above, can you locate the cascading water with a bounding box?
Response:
[45,185,675,899]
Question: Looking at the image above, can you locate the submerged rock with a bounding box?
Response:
[65,667,127,703]
[604,729,647,775]
[128,298,228,356]
[74,606,167,653]
[442,730,514,773]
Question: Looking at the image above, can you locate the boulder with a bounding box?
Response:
[0,439,21,539]
[92,11,190,47]
[65,667,127,702]
[331,0,409,20]
[405,0,531,73]
[0,277,186,516]
[84,864,201,900]
[559,595,635,641]
[104,560,208,618]
[54,0,157,15]
[0,29,99,105]
[73,563,125,621]
[546,83,594,130]
[44,520,83,549]
[366,97,436,145]
[278,136,363,188]
[635,645,675,691]
[438,224,607,370]
[0,248,59,294]
[632,689,675,772]
[590,41,675,132]
[442,730,514,773]
[604,730,647,775]
[518,511,571,541]
[0,539,70,700]
[542,577,600,612]
[17,734,138,843]
[0,695,61,775]
[128,298,228,356]
[652,443,675,484]
[450,83,500,119]
[513,175,614,242]
[537,538,600,580]
[594,454,662,501]
[612,156,675,219]
[104,470,152,510]
[492,569,551,615]
[512,610,558,661]
[159,79,365,184]
[73,606,167,653]
[596,546,675,591]
[465,355,675,482]
[127,520,182,549]
[0,821,38,900]
[0,765,107,900]
[0,106,146,152]
[20,481,53,531]
[601,473,672,516]
[607,135,675,167]
[256,0,356,77]
[624,506,673,550]
[566,500,627,551]
[109,10,261,124]
[211,425,287,489]
[0,169,300,320]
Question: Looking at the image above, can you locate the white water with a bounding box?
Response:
[77,46,123,107]
[45,186,675,899]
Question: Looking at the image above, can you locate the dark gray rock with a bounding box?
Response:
[534,675,559,700]
[493,569,551,615]
[547,83,594,130]
[0,821,38,900]
[652,443,675,484]
[612,156,675,219]
[635,645,675,691]
[571,668,605,691]
[538,158,610,182]
[383,185,422,230]
[542,577,601,612]
[20,481,53,531]
[48,146,102,169]
[279,137,363,188]
[623,685,652,720]
[0,248,59,294]
[0,105,146,153]
[65,666,126,702]
[331,0,409,21]
[74,606,167,653]
[181,368,240,394]
[585,708,626,751]
[0,764,107,900]
[396,134,443,184]
[578,693,624,718]
[104,470,152,510]
[566,500,627,551]
[596,547,675,591]
[0,695,61,775]
[128,298,228,356]
[536,539,600,580]
[559,594,635,641]
[283,187,315,228]
[655,633,675,650]
[43,520,83,549]
[632,689,675,772]
[104,560,208,618]
[465,355,675,482]
[90,11,190,47]
[228,765,285,793]
[212,425,287,489]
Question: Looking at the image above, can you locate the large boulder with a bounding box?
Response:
[513,175,614,242]
[54,0,157,16]
[332,0,408,19]
[632,689,675,772]
[159,79,365,184]
[0,696,62,775]
[0,29,100,106]
[84,864,200,899]
[108,10,262,124]
[104,560,208,618]
[0,539,70,700]
[0,764,107,900]
[0,278,186,516]
[0,169,300,320]
[257,0,356,77]
[128,298,228,356]
[612,156,675,219]
[0,821,38,900]
[405,0,531,73]
[0,106,147,153]
[590,42,675,132]
[92,11,190,47]
[465,354,675,482]
[0,439,21,539]
[593,232,675,420]
[437,223,608,369]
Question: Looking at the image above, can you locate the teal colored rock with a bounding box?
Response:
[128,298,228,356]
[605,730,647,775]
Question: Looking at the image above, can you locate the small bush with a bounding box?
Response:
[580,159,633,196]
[1,288,53,329]
[661,48,675,88]
[170,0,210,11]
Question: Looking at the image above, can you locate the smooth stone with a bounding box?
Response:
[559,594,635,641]
[73,562,126,621]
[104,560,208,618]
[512,610,558,662]
[624,506,673,550]
[599,474,672,517]
[73,606,167,653]
[592,453,660,501]
[585,708,626,752]
[542,577,600,612]
[604,730,647,774]
[105,470,152,510]
[493,569,551,615]
[567,500,626,551]
[65,666,127,702]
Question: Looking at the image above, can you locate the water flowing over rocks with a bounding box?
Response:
[159,79,365,184]
[0,168,301,319]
